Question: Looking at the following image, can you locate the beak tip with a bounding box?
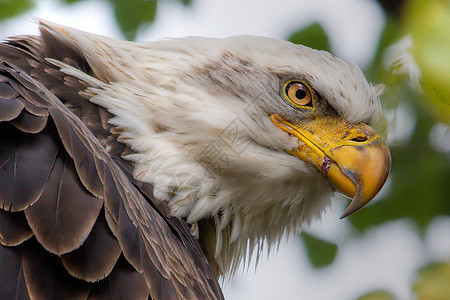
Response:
[336,138,391,220]
[339,195,366,219]
[340,207,355,219]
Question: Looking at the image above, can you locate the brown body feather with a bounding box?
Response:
[0,28,223,300]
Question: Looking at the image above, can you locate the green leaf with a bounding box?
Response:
[108,0,157,41]
[357,290,397,300]
[288,22,331,52]
[300,232,338,268]
[0,0,35,21]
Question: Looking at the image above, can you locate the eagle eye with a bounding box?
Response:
[283,80,314,109]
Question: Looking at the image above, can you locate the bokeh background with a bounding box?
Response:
[1,0,449,299]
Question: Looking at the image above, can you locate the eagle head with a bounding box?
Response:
[45,24,391,275]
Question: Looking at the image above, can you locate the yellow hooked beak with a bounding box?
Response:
[270,114,391,218]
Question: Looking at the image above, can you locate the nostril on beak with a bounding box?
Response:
[351,136,368,142]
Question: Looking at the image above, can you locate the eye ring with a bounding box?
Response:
[283,80,314,109]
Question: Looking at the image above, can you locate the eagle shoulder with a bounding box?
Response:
[0,28,223,300]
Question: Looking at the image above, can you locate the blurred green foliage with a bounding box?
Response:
[0,0,35,20]
[289,2,449,275]
[349,0,450,233]
[0,0,191,41]
[404,0,450,122]
[357,290,396,300]
[413,261,450,300]
[288,3,449,299]
[301,232,338,268]
[288,23,331,53]
[108,0,157,40]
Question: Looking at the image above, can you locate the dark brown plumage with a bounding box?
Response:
[0,27,223,300]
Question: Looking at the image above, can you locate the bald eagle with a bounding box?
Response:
[0,21,390,299]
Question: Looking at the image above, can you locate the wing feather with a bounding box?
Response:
[65,117,104,197]
[0,210,32,246]
[0,26,224,300]
[24,149,103,255]
[11,109,48,133]
[22,238,91,300]
[0,79,24,121]
[87,256,149,300]
[0,122,58,212]
[61,210,122,282]
[0,243,30,300]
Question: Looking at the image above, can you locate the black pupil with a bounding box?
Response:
[295,86,307,99]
